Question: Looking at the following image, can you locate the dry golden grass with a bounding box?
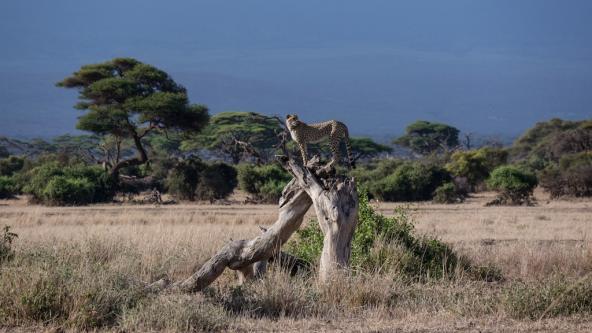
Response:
[1,190,591,332]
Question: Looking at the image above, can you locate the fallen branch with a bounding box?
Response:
[150,154,358,292]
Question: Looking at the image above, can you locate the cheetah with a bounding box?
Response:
[285,114,355,169]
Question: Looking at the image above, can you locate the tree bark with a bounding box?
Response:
[167,178,312,292]
[150,156,358,292]
[110,132,149,177]
[283,156,359,281]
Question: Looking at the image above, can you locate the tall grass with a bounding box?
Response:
[1,196,592,331]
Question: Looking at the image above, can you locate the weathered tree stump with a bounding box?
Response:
[150,155,358,292]
[287,156,359,281]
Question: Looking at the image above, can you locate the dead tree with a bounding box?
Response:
[151,155,358,292]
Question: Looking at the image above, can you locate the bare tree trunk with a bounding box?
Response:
[110,130,149,178]
[150,156,358,292]
[284,156,359,281]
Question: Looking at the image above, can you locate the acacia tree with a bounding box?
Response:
[349,137,392,163]
[394,120,460,155]
[181,111,283,164]
[57,58,209,177]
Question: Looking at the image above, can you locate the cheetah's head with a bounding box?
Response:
[285,114,301,129]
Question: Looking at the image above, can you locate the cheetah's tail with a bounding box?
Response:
[344,129,355,169]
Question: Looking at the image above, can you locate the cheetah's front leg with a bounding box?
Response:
[299,143,308,166]
[328,138,340,168]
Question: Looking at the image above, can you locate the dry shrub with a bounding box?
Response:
[120,294,229,332]
[539,152,592,198]
[214,267,316,319]
[0,240,146,329]
[0,226,17,264]
[210,268,502,322]
[503,274,592,319]
[316,273,399,311]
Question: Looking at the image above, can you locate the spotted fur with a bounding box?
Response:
[285,114,355,169]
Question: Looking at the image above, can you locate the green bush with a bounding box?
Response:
[42,176,95,205]
[350,159,403,185]
[286,191,496,281]
[166,158,207,201]
[0,176,17,199]
[510,118,592,171]
[237,163,291,203]
[195,162,238,202]
[539,152,592,198]
[143,156,177,189]
[510,118,586,162]
[445,147,508,190]
[0,156,25,176]
[486,165,537,205]
[22,162,114,205]
[432,182,465,204]
[367,162,450,202]
[166,158,237,202]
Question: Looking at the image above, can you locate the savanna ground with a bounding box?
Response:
[1,190,591,332]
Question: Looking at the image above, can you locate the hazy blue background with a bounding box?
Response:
[1,0,591,138]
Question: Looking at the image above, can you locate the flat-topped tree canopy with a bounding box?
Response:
[394,120,460,155]
[181,111,283,163]
[57,58,210,175]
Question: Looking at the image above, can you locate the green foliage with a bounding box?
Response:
[348,137,392,162]
[394,120,460,155]
[350,159,403,184]
[182,111,282,163]
[58,58,209,135]
[286,192,492,281]
[166,158,237,201]
[351,159,450,202]
[57,58,209,175]
[367,162,450,202]
[195,162,238,202]
[166,158,206,201]
[0,176,17,199]
[547,126,592,159]
[509,119,592,199]
[486,165,537,205]
[237,163,292,203]
[0,156,25,177]
[42,176,95,206]
[145,132,182,156]
[432,182,465,204]
[0,226,18,264]
[284,220,324,265]
[445,147,508,189]
[511,118,582,159]
[22,162,114,205]
[539,152,592,198]
[510,118,592,170]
